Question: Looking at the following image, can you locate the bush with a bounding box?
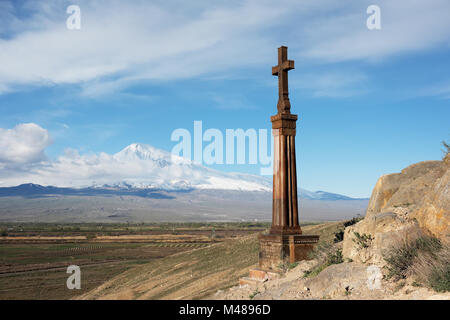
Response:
[343,215,363,228]
[333,230,344,243]
[442,141,449,158]
[384,236,449,292]
[327,249,344,265]
[410,240,449,292]
[415,236,442,253]
[383,240,418,280]
[427,263,450,292]
[352,232,372,249]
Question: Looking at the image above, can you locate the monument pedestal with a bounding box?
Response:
[258,233,319,271]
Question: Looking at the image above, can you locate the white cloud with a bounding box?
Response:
[0,0,449,96]
[292,71,368,98]
[0,123,52,164]
[300,0,450,63]
[0,0,286,95]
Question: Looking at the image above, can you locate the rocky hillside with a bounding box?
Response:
[216,155,449,300]
[213,259,449,300]
[343,155,449,264]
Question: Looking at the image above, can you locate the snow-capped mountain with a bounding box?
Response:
[96,143,273,192]
[0,143,366,200]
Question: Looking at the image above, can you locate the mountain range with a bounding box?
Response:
[0,143,368,222]
[0,183,364,201]
[0,143,365,200]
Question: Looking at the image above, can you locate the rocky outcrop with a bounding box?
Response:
[343,155,449,264]
[213,259,450,300]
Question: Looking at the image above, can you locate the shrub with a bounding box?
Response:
[384,236,449,292]
[352,232,372,249]
[327,249,344,265]
[410,241,449,292]
[427,264,450,292]
[442,141,449,158]
[343,215,363,228]
[415,236,441,254]
[384,236,443,280]
[333,230,344,243]
[427,263,450,292]
[383,240,418,280]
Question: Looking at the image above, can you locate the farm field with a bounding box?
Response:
[0,222,269,299]
[78,221,344,300]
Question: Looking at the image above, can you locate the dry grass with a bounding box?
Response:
[383,236,450,292]
[410,241,450,292]
[78,234,260,300]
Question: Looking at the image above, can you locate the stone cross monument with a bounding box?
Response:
[258,46,319,271]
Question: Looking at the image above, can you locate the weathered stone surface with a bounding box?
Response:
[367,161,440,214]
[343,155,449,264]
[412,166,449,238]
[215,259,450,300]
[305,262,372,298]
[343,213,423,264]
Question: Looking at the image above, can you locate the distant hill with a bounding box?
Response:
[0,183,175,199]
[0,183,367,201]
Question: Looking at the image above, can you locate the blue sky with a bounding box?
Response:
[0,0,449,197]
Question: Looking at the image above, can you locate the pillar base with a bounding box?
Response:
[258,233,319,271]
[269,225,302,235]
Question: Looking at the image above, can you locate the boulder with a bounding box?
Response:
[343,156,449,264]
[304,262,384,299]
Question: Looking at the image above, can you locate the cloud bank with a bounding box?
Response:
[0,0,449,96]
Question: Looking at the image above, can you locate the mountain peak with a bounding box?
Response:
[116,143,168,161]
[1,143,360,196]
[120,143,158,154]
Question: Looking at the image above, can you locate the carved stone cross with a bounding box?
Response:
[257,46,319,272]
[272,46,295,114]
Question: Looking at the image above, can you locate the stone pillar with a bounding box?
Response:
[258,113,319,271]
[270,113,301,235]
[257,46,319,271]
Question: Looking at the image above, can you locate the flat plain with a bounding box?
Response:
[0,222,268,299]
